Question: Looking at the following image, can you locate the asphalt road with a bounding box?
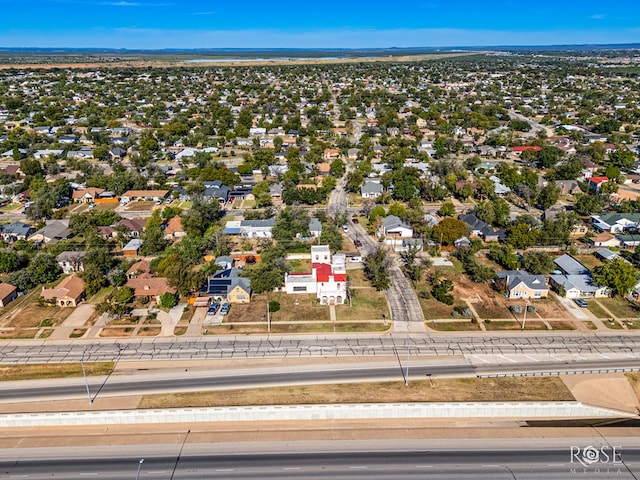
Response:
[3,447,639,479]
[1,333,638,364]
[2,357,639,403]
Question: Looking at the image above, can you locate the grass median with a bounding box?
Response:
[0,362,114,381]
[138,376,574,409]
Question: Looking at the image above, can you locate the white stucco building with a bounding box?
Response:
[284,245,347,305]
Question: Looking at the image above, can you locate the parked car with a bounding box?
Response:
[351,218,359,224]
[220,303,230,315]
[354,239,363,247]
[342,225,349,232]
[207,302,220,315]
[348,256,362,263]
[574,298,588,308]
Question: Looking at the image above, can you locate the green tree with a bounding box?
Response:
[536,183,560,210]
[432,277,454,305]
[159,292,178,309]
[506,219,539,249]
[521,251,555,275]
[27,253,61,285]
[574,193,605,216]
[330,158,345,177]
[252,181,272,208]
[364,247,392,291]
[438,201,456,217]
[488,244,519,270]
[181,198,221,237]
[140,210,167,255]
[432,218,469,246]
[592,258,640,297]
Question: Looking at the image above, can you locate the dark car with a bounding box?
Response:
[207,302,220,315]
[574,298,588,308]
[351,218,359,224]
[354,239,363,248]
[220,303,230,316]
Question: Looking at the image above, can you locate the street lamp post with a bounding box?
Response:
[267,302,271,334]
[135,458,144,480]
[522,299,529,330]
[80,348,92,404]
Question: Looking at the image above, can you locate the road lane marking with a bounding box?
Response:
[524,355,539,362]
[496,354,517,363]
[468,354,490,364]
[283,467,301,470]
[482,464,500,468]
[415,465,433,468]
[148,471,167,474]
[79,474,99,476]
[349,466,368,469]
[215,469,235,472]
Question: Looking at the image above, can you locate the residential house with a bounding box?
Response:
[118,218,147,237]
[163,216,186,242]
[72,187,105,203]
[591,213,640,234]
[323,148,341,161]
[550,254,609,299]
[29,219,71,245]
[56,251,88,274]
[41,275,85,307]
[204,268,251,303]
[120,190,168,203]
[458,214,500,242]
[108,147,127,161]
[361,178,384,199]
[588,176,609,193]
[595,248,621,262]
[214,256,234,270]
[203,180,231,204]
[284,245,347,305]
[589,232,621,248]
[0,221,33,243]
[555,180,580,196]
[377,215,416,252]
[240,218,276,238]
[495,271,549,299]
[0,282,17,307]
[308,218,322,238]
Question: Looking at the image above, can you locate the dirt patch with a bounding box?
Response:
[335,288,388,321]
[563,374,640,414]
[484,320,548,331]
[0,289,74,329]
[427,321,481,332]
[138,327,161,336]
[99,327,134,337]
[138,376,574,409]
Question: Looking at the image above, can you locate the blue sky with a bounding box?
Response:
[0,0,638,49]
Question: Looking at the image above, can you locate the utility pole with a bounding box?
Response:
[80,348,92,404]
[522,300,528,330]
[135,459,144,480]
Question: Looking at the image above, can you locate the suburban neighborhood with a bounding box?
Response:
[1,49,640,340]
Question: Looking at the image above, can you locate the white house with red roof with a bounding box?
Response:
[284,245,347,305]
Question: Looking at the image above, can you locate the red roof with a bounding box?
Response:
[313,263,346,283]
[589,176,609,184]
[512,146,541,152]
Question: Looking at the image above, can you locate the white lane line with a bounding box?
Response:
[482,464,500,468]
[148,471,167,474]
[79,474,99,477]
[215,469,235,472]
[349,466,368,469]
[468,354,491,364]
[496,354,517,363]
[599,353,611,359]
[524,355,540,362]
[415,465,433,468]
[283,467,301,470]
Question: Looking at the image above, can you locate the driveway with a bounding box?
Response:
[48,304,95,340]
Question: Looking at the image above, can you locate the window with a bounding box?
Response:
[293,286,307,292]
[237,294,246,299]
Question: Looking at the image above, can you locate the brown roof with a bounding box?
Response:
[126,276,176,297]
[164,216,184,235]
[72,187,105,199]
[0,282,17,299]
[122,190,169,198]
[118,217,147,233]
[41,275,85,301]
[127,260,151,276]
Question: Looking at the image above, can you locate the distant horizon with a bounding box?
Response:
[1,43,639,53]
[0,0,637,50]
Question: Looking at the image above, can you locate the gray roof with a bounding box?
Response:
[309,218,322,232]
[458,214,497,238]
[214,256,234,266]
[56,251,88,263]
[595,248,619,261]
[361,179,384,195]
[382,215,410,231]
[0,221,33,237]
[496,270,547,291]
[241,218,276,228]
[554,254,589,275]
[31,219,70,243]
[551,274,604,294]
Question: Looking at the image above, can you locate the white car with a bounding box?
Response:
[342,225,349,232]
[348,256,362,263]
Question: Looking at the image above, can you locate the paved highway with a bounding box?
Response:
[3,442,639,479]
[2,357,639,404]
[0,333,638,364]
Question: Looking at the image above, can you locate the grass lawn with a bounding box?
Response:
[547,321,576,330]
[268,293,330,322]
[87,286,114,304]
[419,297,455,320]
[598,297,640,319]
[474,302,510,319]
[204,323,388,335]
[335,288,388,321]
[94,202,118,212]
[288,259,312,273]
[0,288,74,332]
[0,362,114,381]
[483,320,549,331]
[574,254,603,271]
[347,269,369,287]
[626,373,640,402]
[428,321,481,332]
[125,200,156,211]
[138,376,573,409]
[587,301,609,319]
